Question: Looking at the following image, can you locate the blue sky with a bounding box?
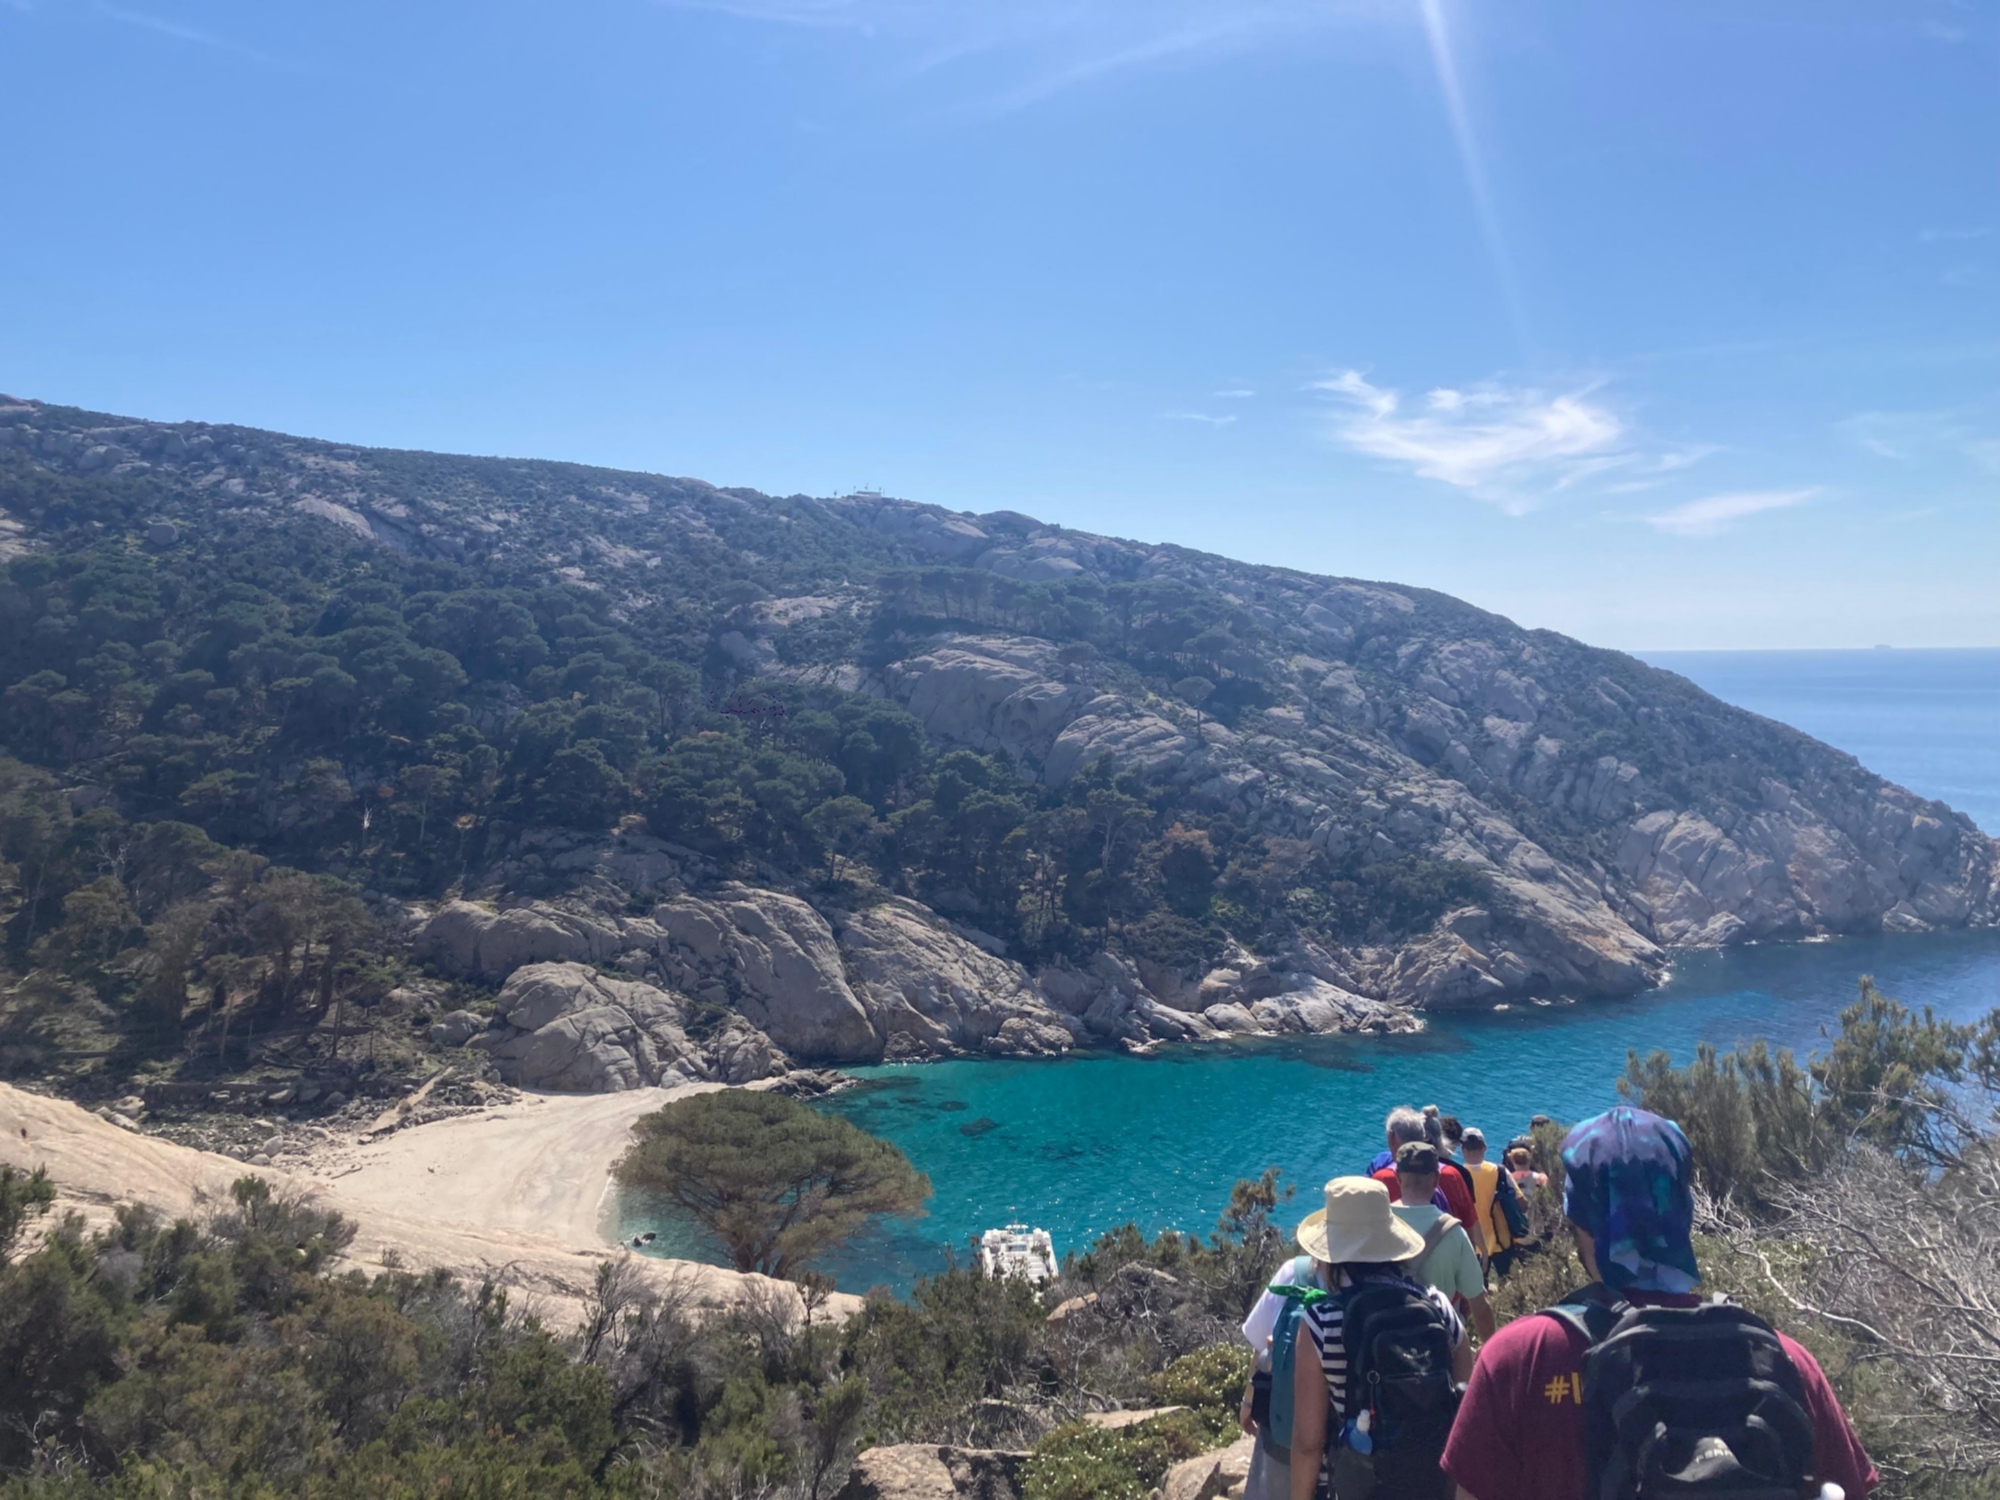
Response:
[3,0,1996,649]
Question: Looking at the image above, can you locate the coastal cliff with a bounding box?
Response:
[2,396,1995,1079]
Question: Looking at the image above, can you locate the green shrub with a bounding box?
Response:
[1020,1411,1214,1500]
[1150,1344,1252,1435]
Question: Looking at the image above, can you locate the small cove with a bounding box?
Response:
[614,928,2000,1294]
[613,648,2000,1294]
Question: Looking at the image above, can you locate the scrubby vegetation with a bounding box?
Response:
[1,990,1996,1495]
[614,1092,932,1278]
[0,1143,1274,1497]
[1616,981,2000,1496]
[0,454,1486,1098]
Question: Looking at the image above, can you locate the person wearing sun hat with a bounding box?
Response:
[1282,1177,1470,1500]
[1439,1106,1878,1500]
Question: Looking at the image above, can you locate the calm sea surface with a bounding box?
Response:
[1641,648,2000,835]
[615,649,2000,1293]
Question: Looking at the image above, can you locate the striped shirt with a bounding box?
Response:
[1301,1270,1466,1425]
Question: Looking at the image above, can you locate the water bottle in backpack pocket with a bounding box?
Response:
[1328,1277,1461,1500]
[1543,1289,1818,1500]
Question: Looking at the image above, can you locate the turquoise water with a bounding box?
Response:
[616,931,2000,1294]
[615,648,2000,1293]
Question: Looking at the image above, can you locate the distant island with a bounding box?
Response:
[2,394,1995,1100]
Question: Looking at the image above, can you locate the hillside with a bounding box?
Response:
[1,394,1995,1089]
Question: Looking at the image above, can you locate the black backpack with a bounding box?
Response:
[1328,1276,1461,1500]
[1542,1286,1818,1500]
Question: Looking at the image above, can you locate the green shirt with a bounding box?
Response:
[1393,1202,1486,1303]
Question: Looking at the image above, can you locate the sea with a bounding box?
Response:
[613,649,2000,1293]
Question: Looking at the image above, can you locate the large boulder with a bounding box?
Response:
[835,1446,1024,1500]
[472,962,754,1091]
[834,899,1075,1060]
[882,636,1094,764]
[416,900,622,982]
[653,887,880,1062]
[1160,1436,1255,1500]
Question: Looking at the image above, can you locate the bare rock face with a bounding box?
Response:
[471,961,774,1091]
[20,399,1990,1063]
[653,887,881,1062]
[1160,1436,1255,1500]
[416,900,622,982]
[833,899,1076,1060]
[835,1445,1025,1500]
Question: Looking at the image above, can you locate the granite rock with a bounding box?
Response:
[652,887,880,1062]
[834,898,1075,1060]
[473,962,765,1091]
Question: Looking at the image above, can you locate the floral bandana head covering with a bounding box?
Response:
[1561,1106,1700,1294]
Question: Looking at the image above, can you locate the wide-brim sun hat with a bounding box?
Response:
[1296,1176,1428,1264]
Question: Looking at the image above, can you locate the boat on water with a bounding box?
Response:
[978,1222,1057,1283]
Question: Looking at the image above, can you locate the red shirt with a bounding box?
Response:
[1373,1164,1480,1232]
[1441,1294,1878,1500]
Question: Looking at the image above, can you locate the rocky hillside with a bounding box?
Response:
[2,395,1994,1084]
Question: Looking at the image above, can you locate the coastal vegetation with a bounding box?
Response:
[0,985,1992,1496]
[0,451,1487,1103]
[613,1091,931,1278]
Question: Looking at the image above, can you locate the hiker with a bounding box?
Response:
[1368,1107,1454,1216]
[1458,1128,1526,1277]
[1282,1177,1471,1500]
[1440,1106,1878,1500]
[1418,1106,1485,1260]
[1242,1248,1317,1500]
[1368,1106,1428,1174]
[1392,1141,1495,1344]
[1503,1142,1545,1194]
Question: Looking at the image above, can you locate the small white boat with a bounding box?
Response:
[979,1222,1057,1284]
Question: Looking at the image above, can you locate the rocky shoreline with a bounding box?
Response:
[7,397,1998,1088]
[408,833,1431,1088]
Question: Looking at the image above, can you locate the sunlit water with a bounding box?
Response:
[615,649,2000,1293]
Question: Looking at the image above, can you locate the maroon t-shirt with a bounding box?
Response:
[1441,1293,1878,1500]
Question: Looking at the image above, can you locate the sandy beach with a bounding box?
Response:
[319,1081,721,1251]
[0,1080,847,1328]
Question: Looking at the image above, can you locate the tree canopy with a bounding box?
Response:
[614,1091,930,1278]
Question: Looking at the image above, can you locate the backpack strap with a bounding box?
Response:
[1539,1282,1629,1347]
[1410,1214,1460,1282]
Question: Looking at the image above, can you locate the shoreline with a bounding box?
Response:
[0,1080,854,1328]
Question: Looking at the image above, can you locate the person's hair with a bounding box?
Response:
[1322,1259,1404,1277]
[1439,1114,1464,1146]
[1506,1146,1531,1167]
[1385,1106,1426,1146]
[1421,1105,1445,1148]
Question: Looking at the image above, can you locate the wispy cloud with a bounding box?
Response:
[1162,411,1238,427]
[1843,406,2000,469]
[1601,444,1725,493]
[1919,226,1991,244]
[1646,489,1815,538]
[1214,388,1256,399]
[1314,370,1623,510]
